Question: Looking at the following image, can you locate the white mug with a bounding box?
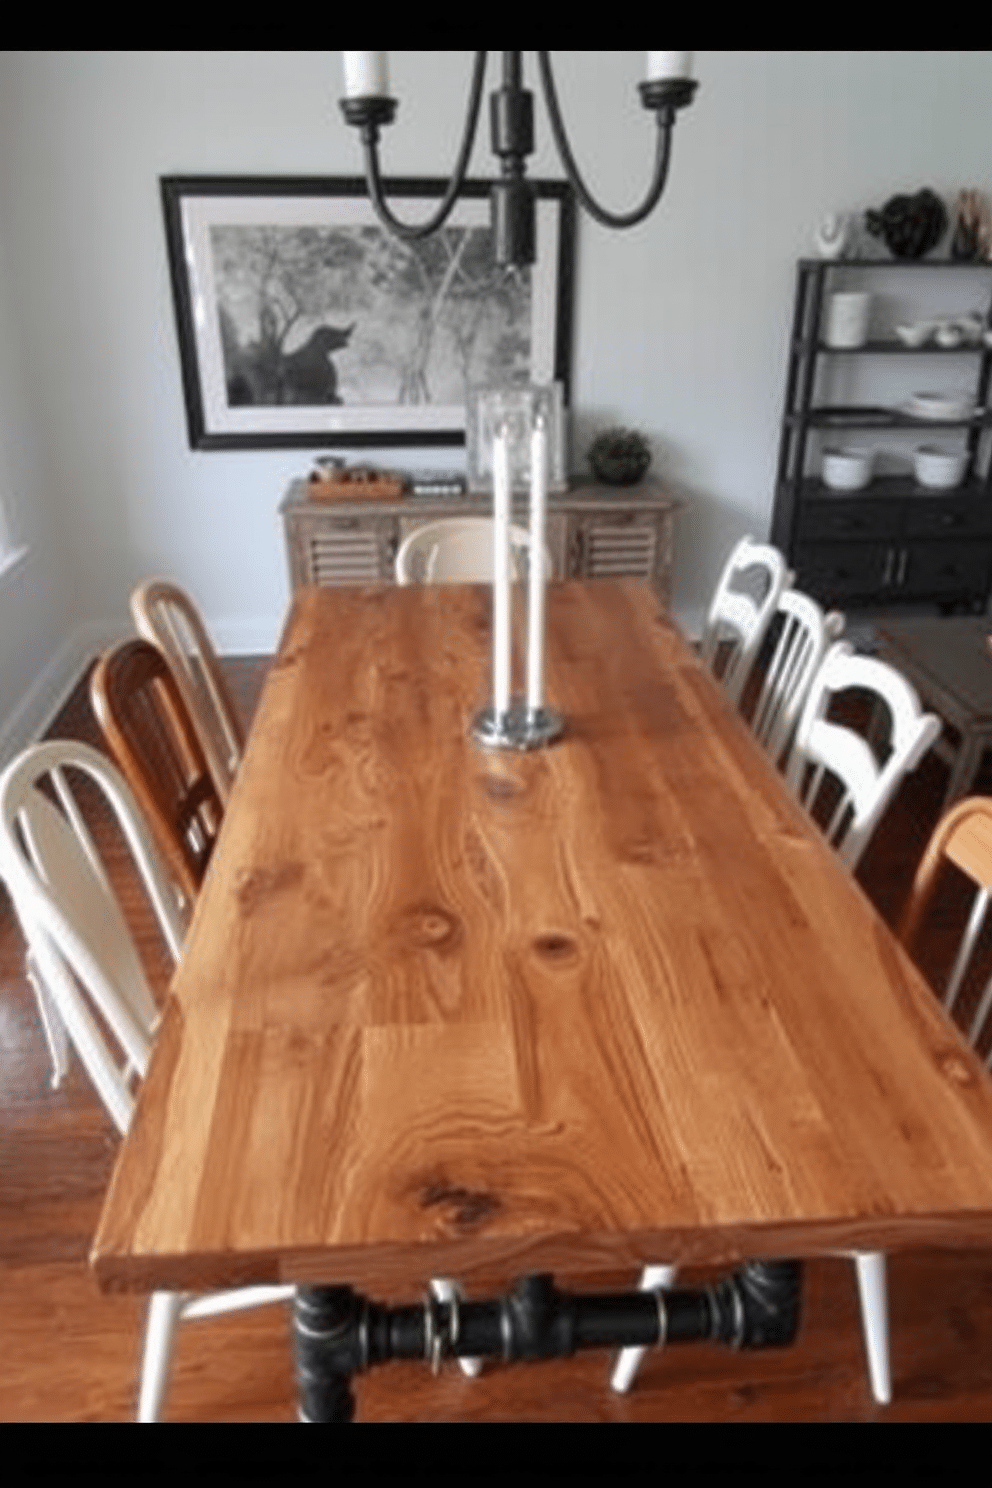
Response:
[825,292,872,349]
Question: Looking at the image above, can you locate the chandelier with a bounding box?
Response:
[340,52,698,269]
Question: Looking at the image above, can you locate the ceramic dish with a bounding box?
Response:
[913,445,967,490]
[822,446,873,491]
[904,391,975,422]
[894,322,933,348]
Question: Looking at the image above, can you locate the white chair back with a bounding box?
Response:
[395,516,550,585]
[700,536,790,706]
[0,741,182,1132]
[786,641,941,870]
[130,579,244,807]
[748,590,845,771]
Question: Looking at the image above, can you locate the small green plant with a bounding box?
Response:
[587,428,651,486]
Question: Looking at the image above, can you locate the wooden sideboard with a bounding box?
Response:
[280,479,678,605]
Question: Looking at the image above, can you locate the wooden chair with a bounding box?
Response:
[0,739,291,1420]
[90,639,223,908]
[395,516,549,585]
[745,589,845,772]
[700,536,790,707]
[785,641,942,871]
[130,580,244,807]
[900,794,992,1059]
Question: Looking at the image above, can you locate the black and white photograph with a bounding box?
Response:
[161,176,574,449]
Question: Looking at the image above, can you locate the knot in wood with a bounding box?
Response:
[403,902,461,951]
[419,1181,501,1230]
[235,860,304,915]
[533,932,579,963]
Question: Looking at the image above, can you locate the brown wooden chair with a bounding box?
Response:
[90,639,223,907]
[130,579,244,807]
[899,794,992,1058]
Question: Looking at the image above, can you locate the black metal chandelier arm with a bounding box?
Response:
[362,51,489,242]
[537,51,674,230]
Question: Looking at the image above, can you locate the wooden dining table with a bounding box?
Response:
[92,579,992,1417]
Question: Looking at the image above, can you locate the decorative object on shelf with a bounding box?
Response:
[934,323,964,349]
[951,188,985,262]
[339,52,698,270]
[587,428,652,486]
[822,446,873,492]
[408,470,467,497]
[467,382,565,494]
[825,291,872,349]
[160,176,573,451]
[469,385,564,752]
[864,188,947,260]
[894,321,934,347]
[913,445,967,491]
[813,213,852,260]
[307,462,408,501]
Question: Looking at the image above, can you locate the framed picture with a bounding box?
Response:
[160,175,574,450]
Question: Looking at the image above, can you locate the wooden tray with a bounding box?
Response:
[308,470,407,501]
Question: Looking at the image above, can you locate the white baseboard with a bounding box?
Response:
[0,619,129,770]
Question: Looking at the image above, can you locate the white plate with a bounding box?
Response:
[903,392,975,421]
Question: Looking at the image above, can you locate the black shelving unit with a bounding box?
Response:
[771,257,992,612]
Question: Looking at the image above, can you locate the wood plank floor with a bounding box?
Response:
[3,655,992,1422]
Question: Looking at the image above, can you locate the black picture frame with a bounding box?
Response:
[160,175,575,451]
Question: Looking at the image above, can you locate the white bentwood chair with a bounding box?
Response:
[699,537,791,707]
[395,516,550,586]
[745,589,845,773]
[0,740,291,1421]
[130,579,245,808]
[786,641,942,872]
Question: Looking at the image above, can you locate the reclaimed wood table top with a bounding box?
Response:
[92,581,992,1298]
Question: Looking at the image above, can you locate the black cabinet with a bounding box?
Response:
[771,258,992,612]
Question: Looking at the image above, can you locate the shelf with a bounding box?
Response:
[785,405,991,430]
[802,339,989,355]
[798,257,992,271]
[794,475,990,502]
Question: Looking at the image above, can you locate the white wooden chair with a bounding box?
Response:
[700,537,790,707]
[786,641,942,871]
[746,590,845,772]
[130,579,245,808]
[0,740,291,1421]
[395,516,549,585]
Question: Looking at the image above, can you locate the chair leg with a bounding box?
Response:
[609,1264,678,1394]
[429,1278,482,1378]
[853,1251,891,1405]
[138,1291,186,1421]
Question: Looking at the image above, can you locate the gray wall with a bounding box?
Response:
[0,50,989,758]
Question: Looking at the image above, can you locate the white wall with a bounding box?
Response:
[0,51,989,750]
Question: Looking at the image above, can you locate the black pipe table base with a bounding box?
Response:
[291,1263,803,1422]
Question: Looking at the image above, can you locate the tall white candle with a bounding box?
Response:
[492,426,512,718]
[526,415,548,714]
[646,52,693,80]
[342,52,390,98]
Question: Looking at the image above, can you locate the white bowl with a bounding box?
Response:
[894,322,932,347]
[822,446,873,491]
[913,444,967,490]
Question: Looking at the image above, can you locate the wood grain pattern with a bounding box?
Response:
[92,582,992,1299]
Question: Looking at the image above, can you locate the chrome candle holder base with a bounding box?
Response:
[471,703,565,751]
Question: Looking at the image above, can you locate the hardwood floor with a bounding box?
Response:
[2,655,992,1422]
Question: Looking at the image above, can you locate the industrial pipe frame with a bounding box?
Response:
[292,1261,803,1422]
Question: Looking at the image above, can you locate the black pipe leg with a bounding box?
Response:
[292,1286,360,1423]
